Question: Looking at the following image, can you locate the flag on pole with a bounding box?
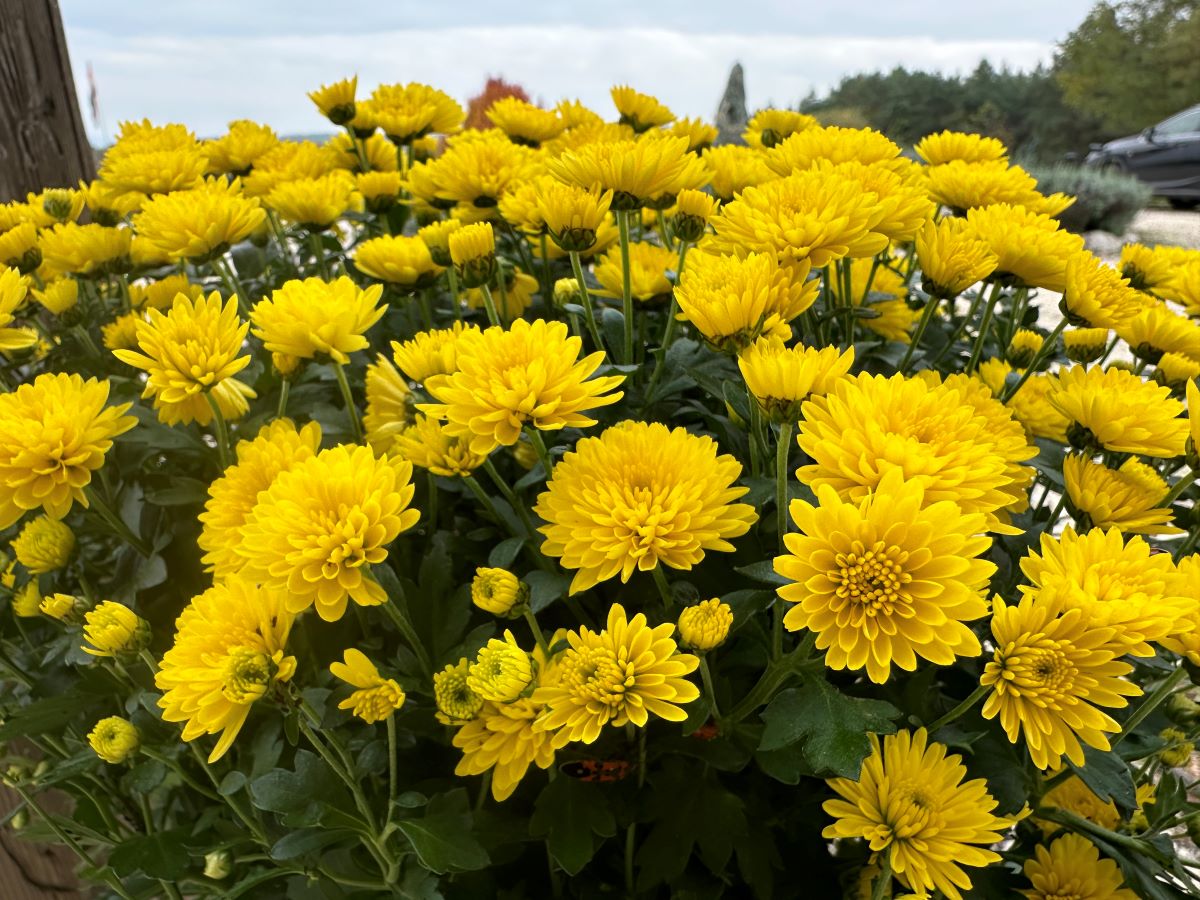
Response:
[86,62,100,125]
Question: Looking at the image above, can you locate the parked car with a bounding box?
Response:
[1085,104,1200,209]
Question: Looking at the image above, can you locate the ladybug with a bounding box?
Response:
[559,759,634,782]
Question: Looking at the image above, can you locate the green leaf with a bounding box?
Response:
[734,560,788,587]
[144,478,211,507]
[600,307,625,359]
[248,750,335,823]
[0,692,86,741]
[124,759,166,793]
[488,537,525,569]
[525,570,572,613]
[1066,745,1137,815]
[529,776,616,875]
[269,826,354,861]
[758,679,900,778]
[396,800,490,874]
[109,830,190,880]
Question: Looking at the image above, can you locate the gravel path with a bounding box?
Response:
[1128,208,1200,249]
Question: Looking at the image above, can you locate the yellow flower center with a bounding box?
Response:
[885,780,945,841]
[221,647,272,703]
[564,647,635,710]
[832,540,912,615]
[990,639,1077,700]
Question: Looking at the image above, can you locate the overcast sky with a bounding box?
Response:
[59,1,1097,144]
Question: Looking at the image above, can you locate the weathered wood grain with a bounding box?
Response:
[0,785,82,899]
[0,0,94,201]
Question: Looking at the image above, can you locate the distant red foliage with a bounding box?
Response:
[465,77,531,130]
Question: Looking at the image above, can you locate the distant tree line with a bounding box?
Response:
[797,0,1200,162]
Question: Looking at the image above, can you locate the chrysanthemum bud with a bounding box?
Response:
[471,567,528,617]
[449,223,497,289]
[1005,329,1043,369]
[433,658,483,723]
[12,515,74,574]
[677,599,733,651]
[12,580,41,618]
[1165,692,1200,726]
[42,190,76,222]
[467,631,534,702]
[552,278,580,309]
[272,351,301,379]
[671,189,718,244]
[1063,327,1109,364]
[204,849,234,880]
[1158,727,1194,767]
[82,601,151,658]
[8,808,26,830]
[418,219,462,267]
[511,437,539,471]
[39,593,79,622]
[308,77,357,127]
[87,716,140,764]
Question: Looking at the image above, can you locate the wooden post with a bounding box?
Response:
[0,0,95,202]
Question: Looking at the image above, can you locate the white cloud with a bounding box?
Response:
[64,25,1054,144]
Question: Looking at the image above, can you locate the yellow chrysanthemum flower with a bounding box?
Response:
[82,601,151,658]
[156,578,296,762]
[677,598,733,651]
[671,188,718,242]
[822,158,935,244]
[966,204,1084,292]
[488,97,564,146]
[101,312,143,352]
[417,219,462,266]
[353,234,442,290]
[823,729,1013,900]
[434,658,484,724]
[535,181,613,252]
[391,322,481,383]
[242,140,340,197]
[1020,526,1192,657]
[775,469,993,683]
[98,120,207,197]
[471,567,525,617]
[0,222,41,273]
[308,76,357,125]
[133,178,265,262]
[1161,555,1200,666]
[610,85,674,132]
[129,274,203,311]
[12,515,74,573]
[25,187,84,227]
[12,581,42,617]
[80,178,145,224]
[363,355,413,454]
[422,134,540,217]
[981,594,1140,770]
[1005,328,1044,368]
[1022,833,1137,900]
[40,592,77,621]
[547,136,702,210]
[743,108,818,149]
[32,278,79,316]
[764,124,903,174]
[1117,301,1200,363]
[797,372,1031,532]
[1063,453,1181,535]
[465,268,538,319]
[535,420,756,594]
[38,223,132,277]
[1118,242,1175,293]
[114,291,256,426]
[393,414,487,477]
[330,648,406,723]
[534,603,699,743]
[88,717,140,764]
[0,266,36,353]
[738,337,854,422]
[593,241,676,301]
[267,172,358,230]
[356,170,403,212]
[370,82,464,142]
[1062,327,1109,364]
[251,276,384,364]
[915,130,1008,165]
[1049,364,1187,458]
[707,168,887,267]
[467,630,535,703]
[674,251,818,351]
[0,373,135,528]
[1155,350,1200,389]
[923,159,1048,211]
[915,217,998,298]
[198,419,322,577]
[237,445,421,621]
[703,145,775,202]
[668,117,718,153]
[420,318,624,455]
[203,119,279,175]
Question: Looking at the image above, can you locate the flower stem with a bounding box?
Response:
[926,682,990,733]
[651,566,673,609]
[569,250,606,354]
[526,426,554,480]
[446,267,462,321]
[308,231,331,280]
[773,421,794,660]
[385,715,398,825]
[522,607,550,657]
[186,743,268,847]
[204,392,232,469]
[898,295,941,374]
[380,594,433,678]
[617,210,635,365]
[83,485,152,556]
[464,474,521,539]
[870,854,893,900]
[1161,471,1195,508]
[332,361,364,444]
[213,256,249,318]
[966,281,1003,373]
[699,656,722,723]
[277,378,290,420]
[479,282,502,327]
[1112,666,1187,748]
